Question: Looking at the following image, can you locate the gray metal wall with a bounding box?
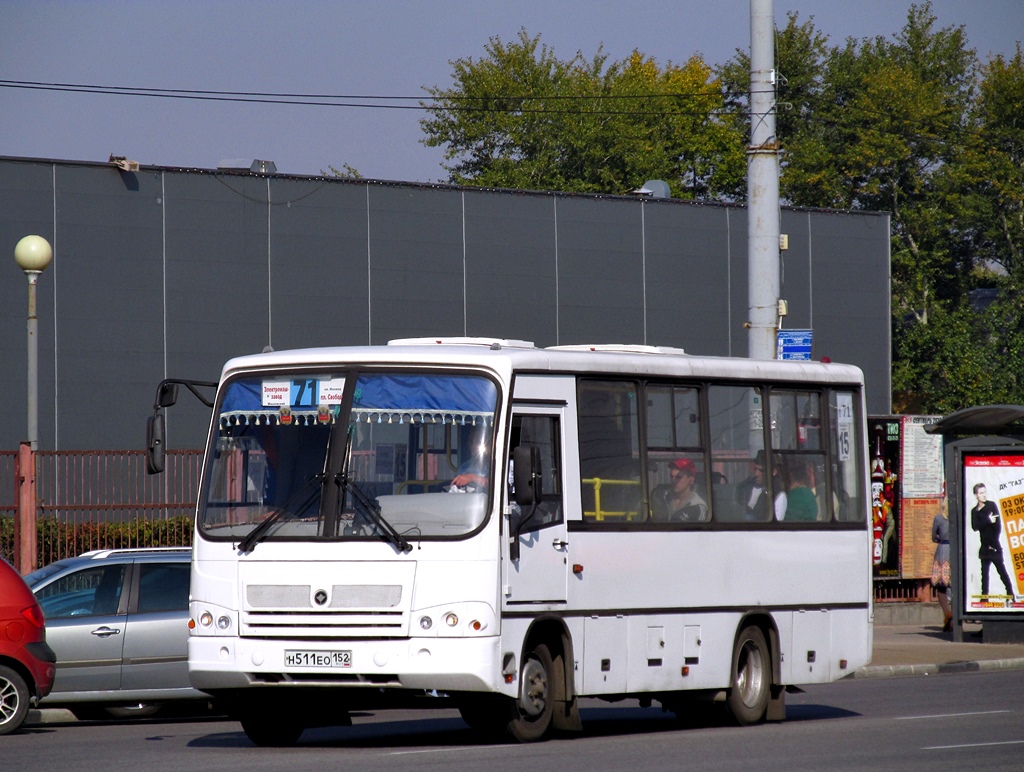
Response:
[0,157,891,451]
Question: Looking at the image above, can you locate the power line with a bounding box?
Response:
[0,78,978,144]
[0,78,758,117]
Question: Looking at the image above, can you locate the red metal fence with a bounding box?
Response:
[1,449,203,567]
[2,449,937,604]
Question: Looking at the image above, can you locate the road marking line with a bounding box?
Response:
[924,740,1024,750]
[389,746,506,756]
[897,709,1010,720]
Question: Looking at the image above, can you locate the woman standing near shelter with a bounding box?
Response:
[931,502,952,632]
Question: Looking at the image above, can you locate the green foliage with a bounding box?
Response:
[0,516,193,567]
[724,3,1022,413]
[420,29,746,198]
[418,5,1024,414]
[325,163,363,179]
[950,45,1024,281]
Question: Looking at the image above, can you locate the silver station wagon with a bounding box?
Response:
[24,547,210,719]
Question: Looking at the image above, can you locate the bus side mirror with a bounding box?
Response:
[513,445,541,506]
[510,445,542,562]
[146,411,166,475]
[157,382,179,408]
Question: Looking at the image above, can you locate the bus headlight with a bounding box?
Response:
[190,602,236,636]
[412,602,495,637]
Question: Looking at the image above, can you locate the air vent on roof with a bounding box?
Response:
[547,344,687,355]
[387,337,536,349]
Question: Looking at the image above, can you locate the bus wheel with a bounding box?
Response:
[507,643,556,742]
[239,713,304,747]
[727,625,771,725]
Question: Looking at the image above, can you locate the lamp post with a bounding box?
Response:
[14,235,53,450]
[13,235,52,573]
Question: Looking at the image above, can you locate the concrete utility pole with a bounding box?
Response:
[747,0,781,360]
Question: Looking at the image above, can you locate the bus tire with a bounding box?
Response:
[240,712,304,747]
[727,625,771,725]
[507,642,556,742]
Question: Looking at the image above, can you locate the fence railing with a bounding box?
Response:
[3,450,943,599]
[1,449,203,567]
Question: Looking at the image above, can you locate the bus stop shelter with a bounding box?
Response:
[927,406,1024,643]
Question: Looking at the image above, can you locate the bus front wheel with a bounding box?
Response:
[507,643,556,742]
[239,712,304,747]
[727,625,771,725]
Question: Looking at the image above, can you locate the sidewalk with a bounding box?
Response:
[855,618,1024,678]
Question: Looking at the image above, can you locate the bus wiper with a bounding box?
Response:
[334,428,411,553]
[335,473,412,553]
[237,472,326,553]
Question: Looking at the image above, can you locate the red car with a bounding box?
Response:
[1,557,56,735]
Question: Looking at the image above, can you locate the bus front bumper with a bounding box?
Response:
[188,634,509,695]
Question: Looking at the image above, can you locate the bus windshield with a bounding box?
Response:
[198,370,499,543]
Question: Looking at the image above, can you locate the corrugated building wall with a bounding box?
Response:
[0,157,891,451]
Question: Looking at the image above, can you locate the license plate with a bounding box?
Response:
[285,649,352,668]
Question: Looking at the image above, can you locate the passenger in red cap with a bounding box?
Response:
[651,457,708,522]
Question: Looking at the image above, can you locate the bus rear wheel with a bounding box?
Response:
[727,625,771,725]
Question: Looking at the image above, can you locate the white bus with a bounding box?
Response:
[158,338,872,746]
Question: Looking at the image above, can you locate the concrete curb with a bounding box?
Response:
[26,708,77,725]
[850,657,1024,679]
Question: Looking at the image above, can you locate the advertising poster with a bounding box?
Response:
[903,497,945,579]
[962,454,1024,612]
[870,418,901,577]
[899,416,945,580]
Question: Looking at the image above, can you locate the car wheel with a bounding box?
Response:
[71,704,164,721]
[69,706,111,722]
[0,664,31,736]
[105,704,162,719]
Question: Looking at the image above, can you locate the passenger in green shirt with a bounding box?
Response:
[785,461,818,522]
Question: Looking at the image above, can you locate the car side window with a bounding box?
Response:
[35,564,127,618]
[137,563,190,613]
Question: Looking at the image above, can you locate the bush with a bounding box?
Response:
[1,515,193,567]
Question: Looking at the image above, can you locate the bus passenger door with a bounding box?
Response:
[505,409,568,604]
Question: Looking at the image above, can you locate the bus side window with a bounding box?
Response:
[830,390,865,523]
[578,381,642,523]
[708,384,770,523]
[511,414,563,532]
[645,384,707,523]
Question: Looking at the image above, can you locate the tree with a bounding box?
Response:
[420,29,745,198]
[418,7,1024,414]
[718,11,836,204]
[949,45,1024,281]
[903,45,1024,412]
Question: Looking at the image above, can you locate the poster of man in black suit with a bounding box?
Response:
[962,455,1024,612]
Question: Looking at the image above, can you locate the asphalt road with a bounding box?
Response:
[6,670,1023,771]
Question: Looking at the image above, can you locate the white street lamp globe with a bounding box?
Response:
[14,235,53,272]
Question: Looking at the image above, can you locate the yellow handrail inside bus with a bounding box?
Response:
[582,478,643,521]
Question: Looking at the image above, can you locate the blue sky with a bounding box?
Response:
[1,1,1021,182]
